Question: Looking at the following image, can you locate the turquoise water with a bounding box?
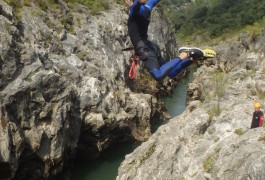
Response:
[162,70,194,116]
[71,69,194,180]
[71,142,139,180]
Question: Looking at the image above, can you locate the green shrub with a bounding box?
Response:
[139,143,156,165]
[234,128,245,136]
[3,0,22,9]
[207,104,221,120]
[159,0,265,44]
[209,70,228,98]
[63,0,110,15]
[203,156,214,173]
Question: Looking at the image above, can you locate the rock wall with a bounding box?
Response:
[0,1,177,179]
[117,31,265,179]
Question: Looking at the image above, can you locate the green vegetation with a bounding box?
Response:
[3,0,22,9]
[179,136,188,143]
[180,174,185,180]
[231,143,240,149]
[134,69,158,95]
[4,0,56,10]
[205,70,228,119]
[4,0,124,15]
[209,70,227,99]
[258,134,265,141]
[3,0,121,33]
[203,146,222,173]
[76,50,89,60]
[246,83,252,89]
[245,21,264,42]
[5,0,264,41]
[64,0,125,14]
[139,143,156,165]
[159,0,265,44]
[234,128,245,136]
[207,104,220,120]
[203,156,214,173]
[213,136,219,142]
[64,0,109,14]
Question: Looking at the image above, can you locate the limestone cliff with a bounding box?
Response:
[0,1,177,179]
[117,32,265,179]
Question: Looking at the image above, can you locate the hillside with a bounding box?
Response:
[159,0,265,44]
[1,0,265,179]
[117,24,265,180]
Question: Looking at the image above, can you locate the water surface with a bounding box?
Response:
[71,142,139,180]
[162,70,194,116]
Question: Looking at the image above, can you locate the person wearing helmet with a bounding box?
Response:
[251,102,264,129]
[125,0,207,81]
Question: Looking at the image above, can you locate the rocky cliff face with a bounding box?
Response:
[117,32,265,179]
[0,1,177,179]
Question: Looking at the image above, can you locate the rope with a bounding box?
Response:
[128,55,139,80]
[122,47,139,80]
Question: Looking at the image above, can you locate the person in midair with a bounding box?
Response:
[125,0,206,81]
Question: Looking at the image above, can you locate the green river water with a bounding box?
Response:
[71,70,194,180]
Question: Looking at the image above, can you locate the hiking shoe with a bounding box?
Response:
[178,47,204,60]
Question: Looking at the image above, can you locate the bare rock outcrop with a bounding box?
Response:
[0,1,177,179]
[117,31,265,179]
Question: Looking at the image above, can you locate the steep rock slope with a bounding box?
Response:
[117,32,265,179]
[0,1,177,179]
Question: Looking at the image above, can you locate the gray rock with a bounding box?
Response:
[0,1,175,179]
[117,31,265,180]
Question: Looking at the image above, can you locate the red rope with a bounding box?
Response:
[128,55,139,80]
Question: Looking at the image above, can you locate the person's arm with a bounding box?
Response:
[251,114,255,129]
[145,0,160,11]
[129,0,160,17]
[129,0,141,16]
[259,113,264,127]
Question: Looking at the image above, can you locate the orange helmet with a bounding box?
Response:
[254,102,262,109]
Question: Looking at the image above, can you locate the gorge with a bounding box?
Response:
[1,1,265,180]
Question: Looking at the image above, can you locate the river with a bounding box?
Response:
[71,69,194,180]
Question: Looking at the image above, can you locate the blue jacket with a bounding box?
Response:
[128,0,160,47]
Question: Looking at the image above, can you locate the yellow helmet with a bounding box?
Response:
[254,102,262,109]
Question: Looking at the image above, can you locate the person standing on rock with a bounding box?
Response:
[124,0,215,81]
[251,102,264,129]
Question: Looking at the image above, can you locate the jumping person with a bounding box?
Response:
[125,0,207,81]
[251,102,264,129]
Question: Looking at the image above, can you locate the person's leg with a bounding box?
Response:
[148,52,191,81]
[167,47,206,78]
[137,42,196,81]
[148,58,182,81]
[135,40,163,80]
[147,40,169,65]
[167,58,192,78]
[137,40,170,81]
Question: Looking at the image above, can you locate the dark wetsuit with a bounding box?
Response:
[251,110,264,129]
[128,0,192,81]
